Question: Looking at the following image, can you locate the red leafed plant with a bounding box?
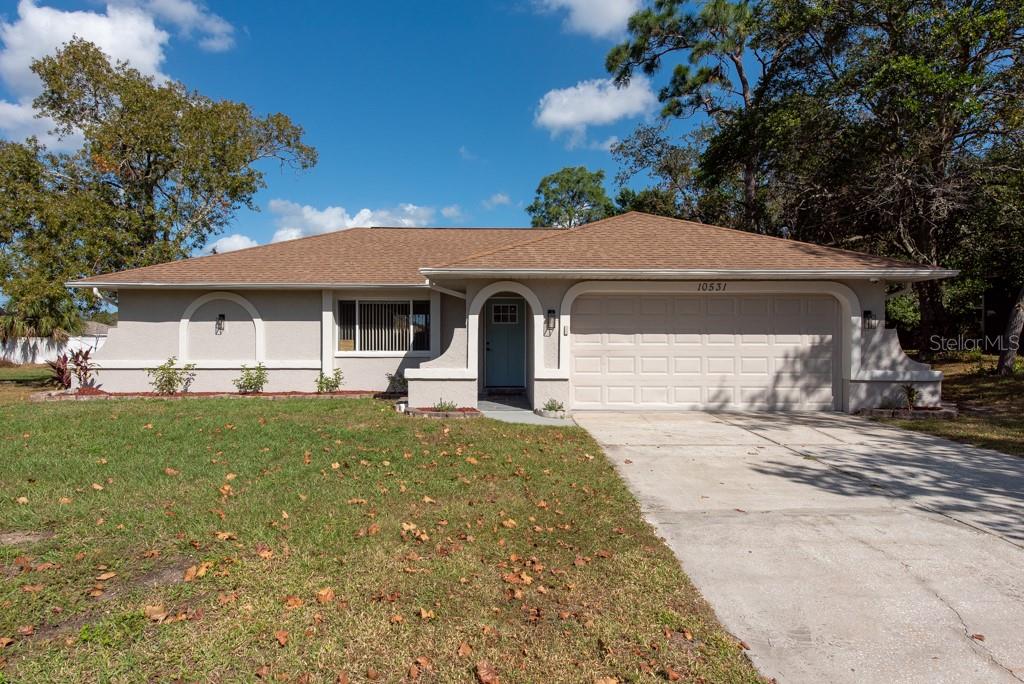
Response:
[47,353,72,389]
[70,348,98,388]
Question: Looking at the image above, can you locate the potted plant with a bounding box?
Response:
[536,398,566,419]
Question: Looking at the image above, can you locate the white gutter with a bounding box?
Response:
[66,281,430,291]
[418,267,959,282]
[426,281,467,299]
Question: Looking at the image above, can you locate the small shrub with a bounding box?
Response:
[385,371,408,394]
[432,399,457,412]
[233,363,268,394]
[542,398,564,412]
[901,383,921,409]
[146,357,197,394]
[69,348,98,387]
[315,368,344,393]
[47,353,72,389]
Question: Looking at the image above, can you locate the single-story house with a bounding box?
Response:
[67,212,956,412]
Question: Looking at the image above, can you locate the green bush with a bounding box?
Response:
[146,357,197,394]
[542,398,564,412]
[315,368,344,393]
[232,363,268,394]
[385,371,408,393]
[901,383,921,409]
[432,399,457,412]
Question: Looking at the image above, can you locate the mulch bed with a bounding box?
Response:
[33,389,404,402]
[406,406,482,419]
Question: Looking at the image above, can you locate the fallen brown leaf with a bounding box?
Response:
[316,588,335,604]
[475,660,500,684]
[274,630,288,646]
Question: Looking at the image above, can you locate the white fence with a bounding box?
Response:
[1,335,107,365]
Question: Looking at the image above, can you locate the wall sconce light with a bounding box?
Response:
[862,310,879,329]
[545,309,557,332]
[215,314,226,335]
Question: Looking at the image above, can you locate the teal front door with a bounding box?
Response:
[484,299,526,388]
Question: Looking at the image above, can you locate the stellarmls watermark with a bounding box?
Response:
[930,335,1020,352]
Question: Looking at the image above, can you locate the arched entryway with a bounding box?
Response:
[481,295,529,390]
[467,281,545,407]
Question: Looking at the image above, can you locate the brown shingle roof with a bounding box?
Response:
[70,213,952,288]
[426,212,932,273]
[71,227,554,287]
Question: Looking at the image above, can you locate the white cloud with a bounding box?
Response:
[441,204,463,220]
[458,145,477,161]
[0,0,235,148]
[482,192,511,210]
[206,233,258,253]
[268,199,436,242]
[590,135,619,151]
[535,0,639,38]
[535,76,655,148]
[121,0,234,52]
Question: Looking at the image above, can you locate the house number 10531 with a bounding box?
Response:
[696,282,728,292]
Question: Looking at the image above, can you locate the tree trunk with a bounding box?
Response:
[995,283,1024,375]
[914,280,947,359]
[743,159,758,231]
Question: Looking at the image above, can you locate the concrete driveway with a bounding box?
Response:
[574,411,1024,684]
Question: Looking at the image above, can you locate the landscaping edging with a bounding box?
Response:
[32,390,404,402]
[406,407,483,419]
[535,409,568,419]
[860,402,959,420]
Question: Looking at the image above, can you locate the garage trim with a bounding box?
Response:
[556,281,861,411]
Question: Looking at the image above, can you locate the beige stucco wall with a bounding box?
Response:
[91,279,939,409]
[91,288,454,393]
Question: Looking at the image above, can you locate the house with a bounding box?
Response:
[67,212,956,411]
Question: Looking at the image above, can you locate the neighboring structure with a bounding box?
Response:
[1,320,111,365]
[67,213,956,412]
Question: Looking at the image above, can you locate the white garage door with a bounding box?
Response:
[570,294,839,410]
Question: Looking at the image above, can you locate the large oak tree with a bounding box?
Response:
[0,39,317,340]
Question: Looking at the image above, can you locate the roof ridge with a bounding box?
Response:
[626,211,923,268]
[428,213,626,269]
[87,228,371,281]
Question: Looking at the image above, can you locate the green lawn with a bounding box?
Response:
[0,365,51,402]
[888,358,1024,457]
[0,398,761,683]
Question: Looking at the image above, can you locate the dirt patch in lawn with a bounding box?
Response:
[0,530,55,546]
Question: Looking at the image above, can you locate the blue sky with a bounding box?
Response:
[0,0,666,252]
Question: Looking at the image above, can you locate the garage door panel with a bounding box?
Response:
[640,386,670,404]
[706,357,736,374]
[573,385,602,404]
[674,357,701,374]
[640,356,669,374]
[571,293,838,411]
[606,386,636,403]
[606,356,636,374]
[573,355,602,374]
[740,357,770,375]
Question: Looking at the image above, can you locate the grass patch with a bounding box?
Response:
[0,398,761,683]
[0,365,51,402]
[888,358,1024,457]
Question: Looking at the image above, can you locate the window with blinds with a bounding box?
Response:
[337,300,430,352]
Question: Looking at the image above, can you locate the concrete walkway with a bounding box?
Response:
[478,398,572,426]
[574,411,1024,684]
